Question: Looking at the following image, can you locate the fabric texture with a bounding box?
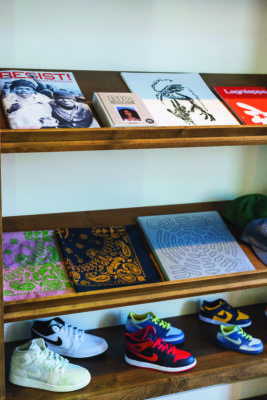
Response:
[55,225,163,292]
[241,217,267,265]
[3,230,74,301]
[223,193,267,235]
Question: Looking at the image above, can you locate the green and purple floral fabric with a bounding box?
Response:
[3,230,74,301]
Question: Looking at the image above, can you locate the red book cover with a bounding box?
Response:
[213,86,267,125]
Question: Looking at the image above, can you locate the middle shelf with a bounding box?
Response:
[3,201,267,323]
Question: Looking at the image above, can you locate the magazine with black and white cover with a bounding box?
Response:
[0,70,99,129]
[121,72,240,126]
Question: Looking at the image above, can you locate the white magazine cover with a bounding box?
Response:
[137,211,254,281]
[121,72,239,126]
[0,70,99,129]
[93,92,157,127]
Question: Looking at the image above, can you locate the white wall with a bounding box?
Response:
[1,1,267,399]
[1,0,267,73]
[2,145,267,217]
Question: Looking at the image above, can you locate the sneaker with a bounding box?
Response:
[123,326,196,373]
[9,338,91,392]
[216,325,263,354]
[125,311,184,344]
[31,317,108,358]
[199,299,251,327]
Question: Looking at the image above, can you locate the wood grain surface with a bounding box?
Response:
[2,202,267,323]
[4,304,267,400]
[1,71,267,153]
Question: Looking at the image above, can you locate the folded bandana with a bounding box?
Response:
[3,230,74,301]
[55,225,163,292]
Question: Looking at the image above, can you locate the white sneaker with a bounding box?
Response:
[9,338,91,392]
[31,317,108,358]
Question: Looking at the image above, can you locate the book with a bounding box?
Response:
[92,92,157,127]
[120,72,239,126]
[213,86,267,125]
[55,225,163,292]
[137,211,254,281]
[0,70,99,129]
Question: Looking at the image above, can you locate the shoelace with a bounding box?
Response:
[223,301,235,311]
[152,337,177,357]
[237,327,252,341]
[39,347,68,370]
[150,315,170,330]
[61,324,84,342]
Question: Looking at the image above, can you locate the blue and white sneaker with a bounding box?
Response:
[125,312,184,344]
[216,325,263,354]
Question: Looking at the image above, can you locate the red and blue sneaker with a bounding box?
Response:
[125,312,184,344]
[216,325,263,354]
[123,326,196,373]
[199,299,251,327]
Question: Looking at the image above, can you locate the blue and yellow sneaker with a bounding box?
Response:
[125,312,184,344]
[216,325,263,354]
[199,299,251,327]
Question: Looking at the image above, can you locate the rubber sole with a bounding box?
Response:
[199,314,251,327]
[9,375,91,392]
[215,338,263,354]
[125,354,196,372]
[9,373,91,392]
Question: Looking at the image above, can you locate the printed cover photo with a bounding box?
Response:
[121,72,239,127]
[0,70,99,129]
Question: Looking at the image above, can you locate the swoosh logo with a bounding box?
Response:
[127,347,158,362]
[32,330,63,346]
[29,369,43,379]
[214,311,233,323]
[225,337,242,345]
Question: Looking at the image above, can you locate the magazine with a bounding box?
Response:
[93,92,157,127]
[213,86,267,125]
[137,211,254,281]
[120,72,239,126]
[0,70,99,129]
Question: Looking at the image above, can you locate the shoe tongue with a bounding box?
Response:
[49,317,65,329]
[143,325,157,340]
[30,338,47,351]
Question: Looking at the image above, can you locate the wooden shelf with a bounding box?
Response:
[1,71,267,153]
[1,69,267,399]
[2,125,267,153]
[4,304,267,400]
[3,202,267,323]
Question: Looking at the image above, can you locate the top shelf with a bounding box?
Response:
[1,71,267,153]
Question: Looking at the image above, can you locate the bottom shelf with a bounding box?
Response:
[5,304,267,400]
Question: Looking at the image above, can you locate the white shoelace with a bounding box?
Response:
[39,347,68,371]
[61,324,85,342]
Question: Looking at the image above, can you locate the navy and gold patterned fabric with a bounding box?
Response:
[55,225,163,292]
